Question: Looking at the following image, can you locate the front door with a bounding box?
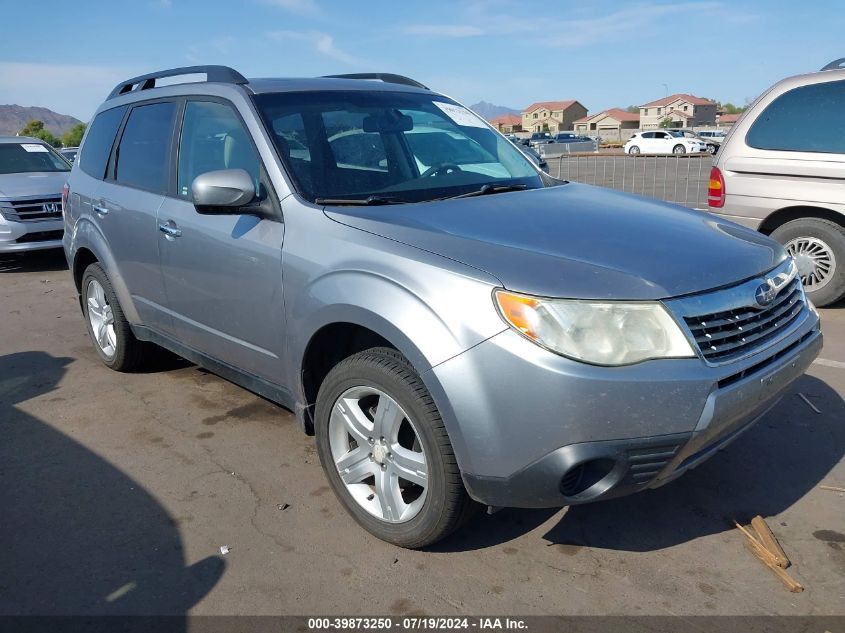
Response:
[157,99,285,381]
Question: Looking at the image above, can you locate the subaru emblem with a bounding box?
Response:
[755,281,777,307]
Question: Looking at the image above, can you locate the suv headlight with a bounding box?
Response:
[494,290,695,366]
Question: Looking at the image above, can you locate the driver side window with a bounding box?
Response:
[177,101,261,198]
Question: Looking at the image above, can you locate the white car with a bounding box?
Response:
[624,130,707,155]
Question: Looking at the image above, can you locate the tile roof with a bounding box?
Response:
[489,114,522,125]
[523,100,579,114]
[641,93,716,108]
[574,108,639,124]
[719,113,741,123]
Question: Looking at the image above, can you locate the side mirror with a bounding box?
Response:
[192,169,256,214]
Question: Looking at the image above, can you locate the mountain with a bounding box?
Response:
[0,105,83,137]
[468,101,521,120]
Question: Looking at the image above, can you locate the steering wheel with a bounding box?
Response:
[420,163,463,178]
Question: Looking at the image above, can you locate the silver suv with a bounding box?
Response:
[65,66,822,547]
[710,58,845,306]
[0,136,69,252]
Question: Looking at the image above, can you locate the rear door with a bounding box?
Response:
[156,98,285,381]
[92,100,176,331]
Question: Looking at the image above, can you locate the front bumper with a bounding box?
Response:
[429,303,821,508]
[0,216,64,253]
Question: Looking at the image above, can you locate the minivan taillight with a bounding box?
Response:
[61,183,69,216]
[708,166,725,208]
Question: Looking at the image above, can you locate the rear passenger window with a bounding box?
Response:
[747,80,845,153]
[115,102,176,192]
[177,101,261,197]
[79,105,126,179]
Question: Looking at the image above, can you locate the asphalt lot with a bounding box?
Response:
[1,249,843,617]
[546,154,713,208]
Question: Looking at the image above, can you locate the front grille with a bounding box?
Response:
[0,196,63,222]
[625,442,683,485]
[15,230,63,244]
[684,277,804,363]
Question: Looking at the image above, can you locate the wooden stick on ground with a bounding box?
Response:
[819,485,845,493]
[743,541,804,593]
[751,516,790,568]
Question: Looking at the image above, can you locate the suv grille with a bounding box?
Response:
[683,277,804,363]
[0,196,63,222]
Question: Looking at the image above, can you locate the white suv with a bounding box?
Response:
[709,58,845,306]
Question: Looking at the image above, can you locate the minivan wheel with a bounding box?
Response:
[771,218,845,306]
[314,347,475,548]
[81,263,159,371]
[672,144,686,154]
[628,145,640,155]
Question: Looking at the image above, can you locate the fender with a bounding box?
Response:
[70,217,141,324]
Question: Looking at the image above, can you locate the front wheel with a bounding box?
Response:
[771,218,845,306]
[314,348,475,548]
[672,144,686,154]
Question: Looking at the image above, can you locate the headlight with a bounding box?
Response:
[494,290,695,366]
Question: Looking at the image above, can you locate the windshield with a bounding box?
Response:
[0,142,70,174]
[254,90,542,203]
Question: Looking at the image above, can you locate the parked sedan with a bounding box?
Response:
[670,130,718,154]
[625,130,708,155]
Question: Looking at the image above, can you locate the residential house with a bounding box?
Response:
[489,114,522,133]
[717,113,741,128]
[573,108,640,142]
[639,94,717,129]
[521,100,588,133]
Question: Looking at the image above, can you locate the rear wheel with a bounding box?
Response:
[81,263,160,371]
[628,145,640,155]
[315,347,475,548]
[771,218,845,306]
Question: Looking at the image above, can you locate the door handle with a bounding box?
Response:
[158,222,182,238]
[93,205,108,217]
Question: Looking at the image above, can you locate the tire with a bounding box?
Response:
[771,218,845,307]
[314,347,475,548]
[81,263,159,371]
[628,145,640,155]
[673,144,686,154]
[707,144,718,154]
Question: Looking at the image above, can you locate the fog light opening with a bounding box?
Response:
[560,458,617,498]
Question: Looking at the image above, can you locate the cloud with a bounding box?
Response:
[0,62,144,121]
[405,2,731,47]
[260,0,320,16]
[266,30,371,67]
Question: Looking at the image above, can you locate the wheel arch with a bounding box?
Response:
[758,205,845,235]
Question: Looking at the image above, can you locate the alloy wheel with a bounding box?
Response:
[786,236,836,291]
[86,278,117,358]
[329,386,427,523]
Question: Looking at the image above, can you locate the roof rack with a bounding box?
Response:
[322,73,428,90]
[820,58,845,71]
[107,65,248,100]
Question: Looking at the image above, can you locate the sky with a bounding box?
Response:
[1,0,843,122]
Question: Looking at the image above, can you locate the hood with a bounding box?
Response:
[325,183,785,300]
[0,172,69,199]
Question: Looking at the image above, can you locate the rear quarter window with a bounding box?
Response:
[79,105,127,179]
[114,102,176,192]
[746,79,845,153]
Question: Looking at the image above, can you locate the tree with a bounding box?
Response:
[658,116,674,129]
[721,102,745,114]
[61,123,86,148]
[18,119,62,147]
[626,105,640,113]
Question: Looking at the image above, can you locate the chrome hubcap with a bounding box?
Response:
[785,237,836,291]
[329,386,427,523]
[86,279,117,358]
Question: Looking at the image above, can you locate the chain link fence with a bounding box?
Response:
[545,153,713,209]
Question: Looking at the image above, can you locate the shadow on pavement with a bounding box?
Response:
[0,351,224,616]
[0,249,68,274]
[437,374,843,553]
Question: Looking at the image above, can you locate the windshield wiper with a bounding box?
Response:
[438,184,528,201]
[314,195,405,206]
